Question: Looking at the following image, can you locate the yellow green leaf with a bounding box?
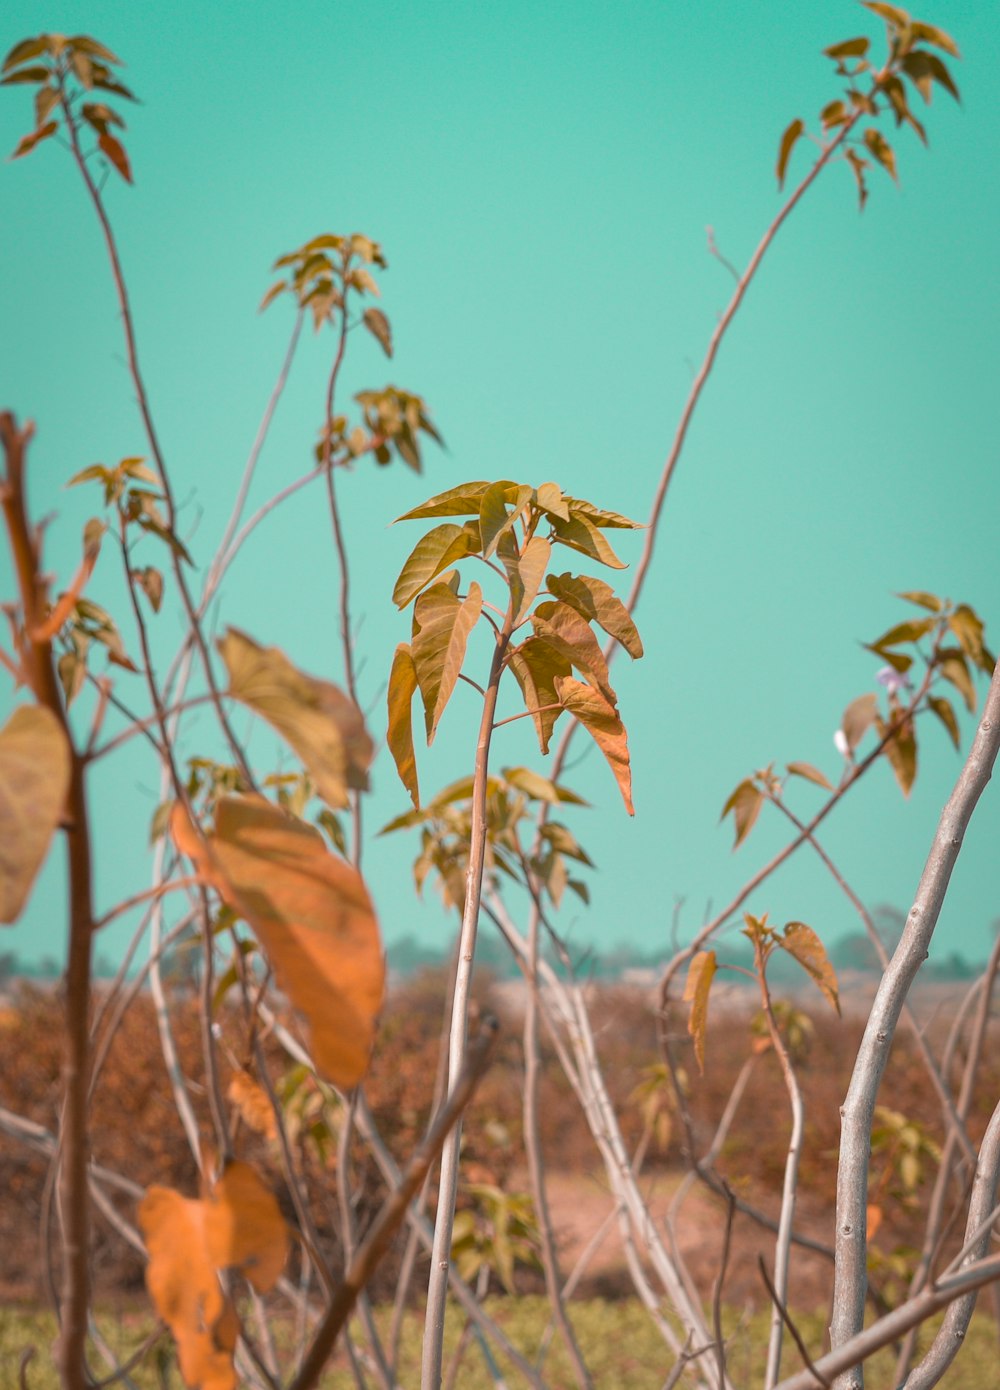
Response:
[554,676,634,815]
[478,480,532,559]
[172,796,384,1087]
[394,481,491,522]
[780,922,840,1015]
[720,778,764,849]
[545,571,643,658]
[411,580,483,742]
[0,705,71,924]
[387,643,419,807]
[786,761,833,791]
[550,512,626,569]
[535,481,569,522]
[683,950,717,1073]
[842,692,878,752]
[508,638,570,754]
[392,520,480,607]
[218,628,373,810]
[776,117,804,189]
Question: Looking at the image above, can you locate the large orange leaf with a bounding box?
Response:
[172,796,383,1087]
[545,572,643,659]
[508,638,569,754]
[218,628,373,810]
[139,1186,239,1390]
[0,705,71,923]
[140,1161,288,1390]
[532,600,617,706]
[554,676,634,814]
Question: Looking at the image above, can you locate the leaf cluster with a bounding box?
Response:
[776,2,960,208]
[3,32,136,179]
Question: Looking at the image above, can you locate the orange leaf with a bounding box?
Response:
[172,796,384,1087]
[139,1187,239,1390]
[508,637,569,754]
[532,600,617,706]
[411,580,482,743]
[387,642,420,807]
[780,922,840,1015]
[554,675,634,814]
[98,128,131,181]
[720,778,764,850]
[204,1162,288,1293]
[841,692,878,752]
[786,760,833,792]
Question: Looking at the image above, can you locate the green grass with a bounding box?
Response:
[3,1297,998,1388]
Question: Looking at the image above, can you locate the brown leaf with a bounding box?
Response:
[0,705,71,923]
[394,481,491,522]
[218,628,373,810]
[172,797,384,1087]
[497,532,551,627]
[478,480,532,559]
[11,119,57,159]
[683,950,717,1073]
[786,761,833,791]
[362,306,392,357]
[841,692,878,752]
[554,676,634,814]
[204,1162,288,1292]
[780,922,840,1015]
[508,638,569,754]
[720,779,764,850]
[936,648,976,712]
[387,643,420,807]
[549,512,627,569]
[531,600,618,706]
[776,117,804,189]
[877,711,917,798]
[927,694,960,750]
[392,520,480,607]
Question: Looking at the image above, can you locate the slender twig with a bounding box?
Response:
[421,611,515,1389]
[92,877,197,931]
[287,1015,501,1390]
[711,1188,737,1389]
[757,1257,830,1390]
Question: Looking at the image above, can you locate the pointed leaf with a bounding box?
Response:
[824,37,871,59]
[0,705,71,923]
[218,629,373,810]
[387,643,419,807]
[479,480,532,559]
[863,128,897,182]
[395,481,491,522]
[3,37,49,72]
[540,821,594,866]
[862,1,912,28]
[936,648,976,712]
[550,511,626,569]
[949,605,986,669]
[780,922,840,1015]
[133,566,163,614]
[502,766,565,804]
[508,638,570,754]
[497,533,551,627]
[786,761,833,791]
[554,676,634,814]
[1,65,51,85]
[10,120,58,159]
[683,950,717,1073]
[545,571,643,658]
[562,496,641,529]
[172,797,384,1087]
[928,694,960,750]
[97,129,132,181]
[258,281,287,312]
[362,306,392,357]
[842,692,878,752]
[876,712,917,797]
[411,581,483,742]
[67,35,125,65]
[392,521,480,607]
[532,600,617,706]
[720,778,764,849]
[897,590,943,613]
[909,20,960,58]
[776,118,804,189]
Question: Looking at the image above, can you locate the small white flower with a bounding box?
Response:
[211,1021,223,1040]
[834,729,850,758]
[876,664,911,695]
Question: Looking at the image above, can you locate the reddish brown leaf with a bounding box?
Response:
[98,129,132,181]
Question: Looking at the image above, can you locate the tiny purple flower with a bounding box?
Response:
[876,665,911,695]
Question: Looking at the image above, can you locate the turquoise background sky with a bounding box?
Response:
[2,0,998,977]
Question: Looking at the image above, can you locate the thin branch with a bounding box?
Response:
[757,1257,830,1390]
[92,876,197,931]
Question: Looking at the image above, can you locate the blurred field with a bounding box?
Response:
[2,968,999,1384]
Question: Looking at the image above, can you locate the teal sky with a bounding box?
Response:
[2,0,999,978]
